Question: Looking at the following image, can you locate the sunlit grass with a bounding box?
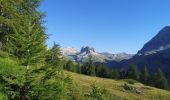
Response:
[65,71,170,100]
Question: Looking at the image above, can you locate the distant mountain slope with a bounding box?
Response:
[118,25,170,83]
[138,25,170,56]
[65,71,170,100]
[62,46,133,63]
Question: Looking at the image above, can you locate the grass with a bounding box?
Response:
[65,71,170,100]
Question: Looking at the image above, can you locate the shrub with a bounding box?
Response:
[0,58,25,100]
[85,83,107,100]
[123,79,138,84]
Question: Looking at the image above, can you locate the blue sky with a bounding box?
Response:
[39,0,170,54]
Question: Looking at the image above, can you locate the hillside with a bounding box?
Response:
[65,71,170,100]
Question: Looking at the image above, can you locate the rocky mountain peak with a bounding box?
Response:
[80,46,96,54]
[138,26,170,56]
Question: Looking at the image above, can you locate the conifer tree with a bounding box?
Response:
[76,63,81,73]
[95,63,108,78]
[65,60,76,72]
[0,0,22,48]
[7,15,46,68]
[46,43,63,68]
[111,69,120,79]
[85,83,107,100]
[154,68,169,90]
[141,66,149,85]
[127,64,140,81]
[4,0,46,68]
[81,59,95,76]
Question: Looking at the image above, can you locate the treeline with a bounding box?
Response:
[64,60,169,90]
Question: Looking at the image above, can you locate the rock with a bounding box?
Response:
[62,47,78,55]
[62,46,133,64]
[135,89,142,95]
[80,46,95,54]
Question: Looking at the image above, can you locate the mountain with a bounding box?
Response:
[62,25,170,83]
[137,25,170,56]
[118,25,170,83]
[61,47,79,55]
[62,46,133,63]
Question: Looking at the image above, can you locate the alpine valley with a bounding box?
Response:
[62,25,170,83]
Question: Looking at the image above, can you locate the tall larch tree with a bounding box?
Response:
[6,0,47,68]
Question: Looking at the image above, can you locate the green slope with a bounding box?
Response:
[65,71,170,100]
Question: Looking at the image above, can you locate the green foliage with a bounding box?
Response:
[0,0,22,46]
[24,66,79,100]
[127,64,140,81]
[46,43,63,68]
[0,55,82,100]
[0,50,9,58]
[154,68,169,90]
[1,0,46,68]
[85,83,107,100]
[6,15,46,68]
[109,69,120,79]
[0,58,25,100]
[64,60,76,72]
[0,92,7,100]
[123,79,139,85]
[81,60,95,76]
[141,66,150,85]
[95,63,109,78]
[75,63,82,73]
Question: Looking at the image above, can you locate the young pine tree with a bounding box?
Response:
[85,83,107,100]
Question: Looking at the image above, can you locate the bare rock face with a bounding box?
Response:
[138,26,170,56]
[61,47,78,56]
[80,46,95,54]
[62,46,133,63]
